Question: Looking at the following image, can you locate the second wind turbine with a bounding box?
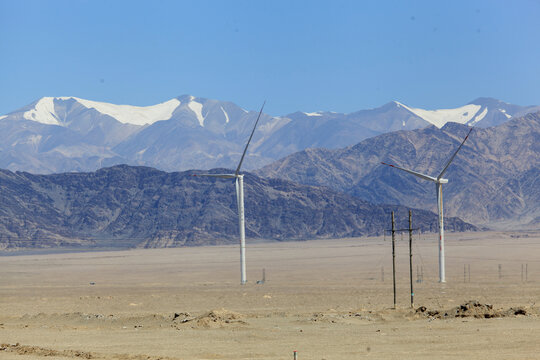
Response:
[381,127,473,283]
[194,101,265,285]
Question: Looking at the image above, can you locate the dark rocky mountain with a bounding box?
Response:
[0,165,475,250]
[257,112,540,229]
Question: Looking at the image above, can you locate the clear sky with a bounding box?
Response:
[1,0,539,116]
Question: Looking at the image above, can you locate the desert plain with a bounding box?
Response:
[1,231,540,360]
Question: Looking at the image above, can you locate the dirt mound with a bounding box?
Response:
[18,312,170,328]
[171,312,192,323]
[308,312,342,323]
[0,342,175,359]
[416,300,532,319]
[183,309,247,329]
[302,310,386,324]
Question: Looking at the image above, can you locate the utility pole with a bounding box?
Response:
[391,211,396,309]
[408,210,414,308]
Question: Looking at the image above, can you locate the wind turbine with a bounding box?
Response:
[193,101,265,285]
[381,127,473,283]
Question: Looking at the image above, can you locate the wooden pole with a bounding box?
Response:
[468,264,470,283]
[409,210,414,308]
[392,211,396,309]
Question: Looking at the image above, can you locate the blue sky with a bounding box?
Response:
[1,0,539,116]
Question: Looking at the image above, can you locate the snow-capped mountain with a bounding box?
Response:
[0,95,288,173]
[394,97,539,129]
[0,95,537,174]
[10,96,181,126]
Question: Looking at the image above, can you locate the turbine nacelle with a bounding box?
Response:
[438,178,448,184]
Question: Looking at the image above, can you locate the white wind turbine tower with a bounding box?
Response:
[194,102,265,285]
[381,127,473,283]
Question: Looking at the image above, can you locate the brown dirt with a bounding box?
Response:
[187,309,247,329]
[1,231,540,359]
[415,300,537,319]
[0,343,175,359]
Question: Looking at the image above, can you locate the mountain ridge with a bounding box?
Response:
[256,112,540,229]
[1,95,538,174]
[0,165,477,250]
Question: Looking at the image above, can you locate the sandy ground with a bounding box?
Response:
[1,231,540,359]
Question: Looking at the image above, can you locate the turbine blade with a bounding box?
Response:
[381,162,438,182]
[235,101,266,176]
[437,127,473,180]
[192,174,236,179]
